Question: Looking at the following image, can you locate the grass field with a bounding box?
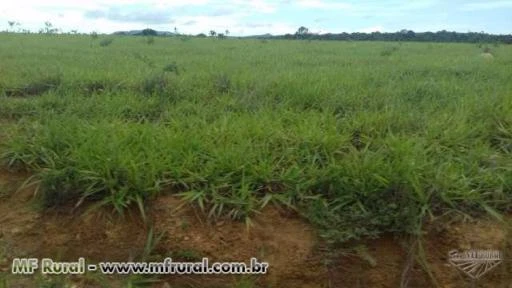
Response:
[1,33,512,286]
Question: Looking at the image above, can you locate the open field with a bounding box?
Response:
[1,33,512,287]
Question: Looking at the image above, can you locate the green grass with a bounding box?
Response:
[1,33,511,244]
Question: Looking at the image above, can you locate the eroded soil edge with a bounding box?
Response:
[1,170,511,287]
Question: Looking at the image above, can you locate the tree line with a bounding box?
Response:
[278,26,512,44]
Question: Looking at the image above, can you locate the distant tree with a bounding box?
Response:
[295,26,310,39]
[44,21,52,33]
[217,33,226,39]
[7,21,20,32]
[43,21,58,34]
[70,30,78,34]
[225,29,230,37]
[406,30,415,40]
[90,31,98,47]
[196,33,207,38]
[8,21,15,32]
[248,27,511,44]
[209,30,217,37]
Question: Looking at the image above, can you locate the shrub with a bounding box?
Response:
[99,38,114,47]
[163,62,179,74]
[213,73,231,93]
[38,167,83,208]
[141,73,168,95]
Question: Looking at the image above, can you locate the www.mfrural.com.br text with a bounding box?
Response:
[11,257,269,275]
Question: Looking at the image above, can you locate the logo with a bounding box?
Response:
[448,249,502,280]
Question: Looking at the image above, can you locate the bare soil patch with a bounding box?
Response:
[1,170,511,287]
[149,195,326,287]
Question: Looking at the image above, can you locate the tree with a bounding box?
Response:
[217,33,226,39]
[43,21,58,34]
[90,31,98,47]
[7,21,20,32]
[44,21,52,33]
[209,30,217,37]
[244,27,511,44]
[225,29,230,37]
[295,26,310,39]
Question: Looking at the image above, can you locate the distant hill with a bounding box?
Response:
[242,33,273,39]
[112,30,176,36]
[111,30,274,39]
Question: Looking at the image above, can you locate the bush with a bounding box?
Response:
[141,73,168,96]
[163,62,179,74]
[213,73,231,93]
[99,38,114,47]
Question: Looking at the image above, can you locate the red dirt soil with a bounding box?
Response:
[1,170,511,287]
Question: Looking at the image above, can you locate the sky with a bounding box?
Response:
[1,0,511,36]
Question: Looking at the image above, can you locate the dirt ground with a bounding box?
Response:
[1,169,511,288]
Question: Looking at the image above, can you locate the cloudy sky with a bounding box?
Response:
[1,0,511,35]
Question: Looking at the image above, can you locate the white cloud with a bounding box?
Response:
[359,25,384,33]
[0,0,508,35]
[461,1,512,11]
[0,0,284,34]
[296,0,352,9]
[296,0,437,14]
[230,0,279,13]
[238,22,297,35]
[172,14,296,35]
[175,15,238,31]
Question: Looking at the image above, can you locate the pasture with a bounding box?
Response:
[0,33,511,287]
